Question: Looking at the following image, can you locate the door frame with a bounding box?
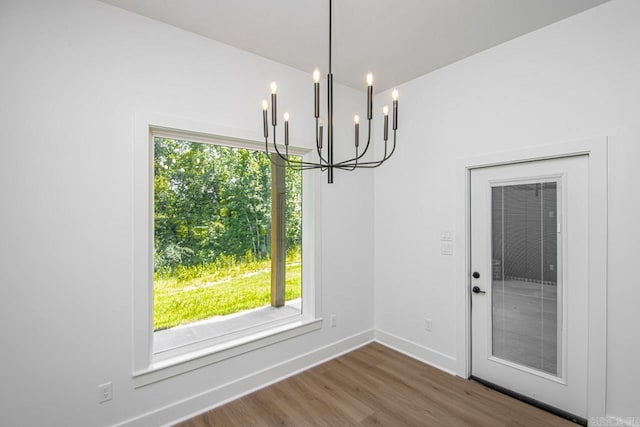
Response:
[454,137,608,419]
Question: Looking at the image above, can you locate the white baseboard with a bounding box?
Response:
[118,327,637,427]
[118,329,375,427]
[593,416,640,427]
[374,329,458,375]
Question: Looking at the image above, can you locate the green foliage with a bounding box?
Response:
[152,137,303,329]
[153,137,302,270]
[285,163,303,248]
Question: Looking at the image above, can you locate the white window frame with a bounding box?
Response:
[132,113,322,387]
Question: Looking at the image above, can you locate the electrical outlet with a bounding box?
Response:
[424,318,432,332]
[330,314,337,328]
[98,382,112,403]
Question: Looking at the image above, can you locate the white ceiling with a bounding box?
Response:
[99,0,610,92]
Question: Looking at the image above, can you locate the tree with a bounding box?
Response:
[153,137,302,272]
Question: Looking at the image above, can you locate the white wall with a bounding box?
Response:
[3,0,638,424]
[0,0,374,425]
[374,0,640,420]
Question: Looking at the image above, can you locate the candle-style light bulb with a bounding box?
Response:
[392,90,399,131]
[383,105,389,142]
[270,83,277,126]
[261,99,269,138]
[284,112,290,146]
[313,69,320,118]
[354,115,360,124]
[366,73,374,120]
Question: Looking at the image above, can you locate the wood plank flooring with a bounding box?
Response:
[176,342,575,426]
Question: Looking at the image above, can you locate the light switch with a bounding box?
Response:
[440,242,453,255]
[440,229,453,242]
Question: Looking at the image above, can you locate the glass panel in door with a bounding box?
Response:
[491,182,561,377]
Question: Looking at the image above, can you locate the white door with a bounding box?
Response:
[470,156,588,419]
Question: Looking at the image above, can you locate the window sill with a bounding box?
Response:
[133,316,322,388]
[154,300,303,354]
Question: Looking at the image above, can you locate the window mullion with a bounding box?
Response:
[271,154,286,307]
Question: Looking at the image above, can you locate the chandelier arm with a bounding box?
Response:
[267,137,321,168]
[330,120,373,167]
[269,129,293,164]
[269,124,329,168]
[314,118,331,166]
[272,145,324,168]
[265,123,396,170]
[338,147,359,171]
[339,130,397,168]
[264,129,328,170]
[289,164,326,171]
[264,136,293,167]
[314,146,330,167]
[267,154,326,171]
[383,134,388,159]
[314,148,330,166]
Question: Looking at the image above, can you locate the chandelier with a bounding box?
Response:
[260,0,399,184]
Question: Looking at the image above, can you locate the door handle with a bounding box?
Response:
[472,286,486,294]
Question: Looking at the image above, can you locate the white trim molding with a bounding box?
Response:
[590,416,640,427]
[132,112,323,385]
[375,329,457,375]
[455,137,608,419]
[118,330,375,427]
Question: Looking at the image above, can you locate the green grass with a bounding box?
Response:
[154,254,301,331]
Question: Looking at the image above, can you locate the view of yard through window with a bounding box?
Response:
[153,137,302,331]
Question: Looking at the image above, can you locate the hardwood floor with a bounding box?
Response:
[176,342,575,426]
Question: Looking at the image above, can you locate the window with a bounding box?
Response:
[153,136,302,352]
[133,119,320,385]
